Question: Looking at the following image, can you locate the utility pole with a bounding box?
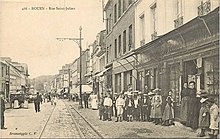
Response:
[57,26,83,108]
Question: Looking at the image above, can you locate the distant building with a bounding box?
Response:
[0,59,10,100]
[104,0,137,95]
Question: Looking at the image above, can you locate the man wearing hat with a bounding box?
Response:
[198,97,210,137]
[1,91,7,129]
[140,93,151,122]
[112,93,118,118]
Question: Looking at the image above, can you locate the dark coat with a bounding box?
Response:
[187,88,201,129]
[180,88,190,122]
[34,94,42,103]
[125,98,134,109]
[198,103,210,128]
[1,97,5,113]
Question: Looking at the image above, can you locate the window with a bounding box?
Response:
[123,0,126,12]
[107,14,112,33]
[118,35,121,56]
[151,3,157,40]
[118,0,121,18]
[123,30,126,54]
[128,24,133,51]
[115,73,122,94]
[140,14,145,46]
[137,71,143,91]
[114,39,117,58]
[176,0,182,18]
[106,46,109,63]
[2,67,3,77]
[109,45,112,62]
[129,70,132,85]
[114,4,117,23]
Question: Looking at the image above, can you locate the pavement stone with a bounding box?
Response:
[68,101,205,138]
[1,101,54,138]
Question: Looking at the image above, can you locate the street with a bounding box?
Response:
[1,99,201,139]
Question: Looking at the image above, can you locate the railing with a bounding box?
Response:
[174,16,183,28]
[140,39,145,46]
[151,32,158,40]
[198,0,211,16]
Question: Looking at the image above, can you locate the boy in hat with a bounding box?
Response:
[197,97,210,137]
[141,93,151,121]
[103,93,113,121]
[208,97,219,139]
[125,93,134,122]
[115,93,125,122]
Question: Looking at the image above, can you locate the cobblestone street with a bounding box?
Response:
[0,99,213,138]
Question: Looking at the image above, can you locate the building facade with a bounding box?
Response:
[135,1,219,118]
[104,0,137,95]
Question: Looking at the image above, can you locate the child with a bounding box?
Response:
[162,90,174,126]
[197,98,210,137]
[115,94,125,122]
[208,97,219,139]
[125,93,134,122]
[98,97,104,120]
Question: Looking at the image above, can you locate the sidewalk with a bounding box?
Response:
[68,101,201,138]
[1,101,54,138]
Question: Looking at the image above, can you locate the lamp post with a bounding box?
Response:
[79,26,83,108]
[57,26,83,108]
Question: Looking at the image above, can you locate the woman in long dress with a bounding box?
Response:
[162,90,174,126]
[90,93,98,110]
[187,81,201,130]
[153,88,162,125]
[180,82,190,125]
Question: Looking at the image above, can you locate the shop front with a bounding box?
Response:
[136,7,219,119]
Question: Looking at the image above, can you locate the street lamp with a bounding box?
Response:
[56,26,83,108]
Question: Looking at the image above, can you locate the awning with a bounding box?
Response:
[82,85,93,93]
[95,67,111,77]
[71,85,93,93]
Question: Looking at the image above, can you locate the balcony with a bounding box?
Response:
[174,16,183,28]
[151,32,158,40]
[140,39,145,46]
[198,0,211,16]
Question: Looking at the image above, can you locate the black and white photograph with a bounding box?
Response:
[0,0,219,138]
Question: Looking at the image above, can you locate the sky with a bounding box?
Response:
[0,0,106,79]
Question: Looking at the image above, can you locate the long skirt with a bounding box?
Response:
[154,105,162,119]
[150,106,155,118]
[180,96,190,123]
[187,97,201,129]
[162,104,174,121]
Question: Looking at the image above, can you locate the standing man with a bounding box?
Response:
[103,93,113,121]
[1,91,7,129]
[83,92,89,108]
[34,92,42,113]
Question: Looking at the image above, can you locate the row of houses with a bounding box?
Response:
[0,57,30,101]
[51,0,219,119]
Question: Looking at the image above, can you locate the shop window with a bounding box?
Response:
[137,71,143,92]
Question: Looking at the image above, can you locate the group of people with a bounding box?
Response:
[98,85,176,127]
[180,81,219,138]
[97,82,219,138]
